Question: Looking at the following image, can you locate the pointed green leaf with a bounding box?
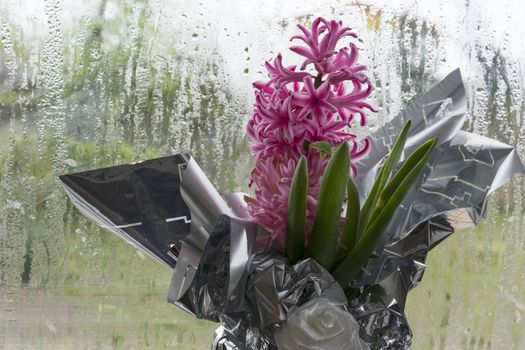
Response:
[357,165,385,234]
[370,137,438,223]
[306,142,350,271]
[333,138,437,287]
[339,176,360,254]
[379,140,433,207]
[286,156,308,264]
[359,121,412,235]
[310,141,332,158]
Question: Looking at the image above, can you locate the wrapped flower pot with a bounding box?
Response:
[60,17,524,350]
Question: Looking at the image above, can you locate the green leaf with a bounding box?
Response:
[370,137,438,223]
[309,141,332,158]
[286,156,308,264]
[377,141,431,208]
[306,142,350,271]
[358,121,412,236]
[338,176,360,254]
[333,138,437,287]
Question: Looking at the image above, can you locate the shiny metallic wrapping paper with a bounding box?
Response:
[60,69,524,350]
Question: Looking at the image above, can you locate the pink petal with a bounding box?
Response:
[289,46,316,60]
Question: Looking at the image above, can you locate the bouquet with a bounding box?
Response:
[60,17,524,350]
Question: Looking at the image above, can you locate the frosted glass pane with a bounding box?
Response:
[1,0,524,348]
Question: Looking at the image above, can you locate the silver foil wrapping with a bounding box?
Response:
[60,69,524,350]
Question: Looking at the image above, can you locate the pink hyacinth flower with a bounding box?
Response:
[246,17,376,250]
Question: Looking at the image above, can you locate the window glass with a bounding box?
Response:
[1,1,524,348]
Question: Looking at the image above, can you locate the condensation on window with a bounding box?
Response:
[1,0,524,348]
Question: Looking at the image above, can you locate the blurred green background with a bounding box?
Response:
[1,0,524,349]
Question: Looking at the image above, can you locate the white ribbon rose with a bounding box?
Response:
[273,297,368,350]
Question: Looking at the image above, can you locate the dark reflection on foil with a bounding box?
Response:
[60,154,192,268]
[189,214,231,321]
[61,70,524,350]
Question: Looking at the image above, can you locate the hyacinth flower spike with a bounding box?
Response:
[246,17,375,249]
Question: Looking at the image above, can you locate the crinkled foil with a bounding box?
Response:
[60,69,524,350]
